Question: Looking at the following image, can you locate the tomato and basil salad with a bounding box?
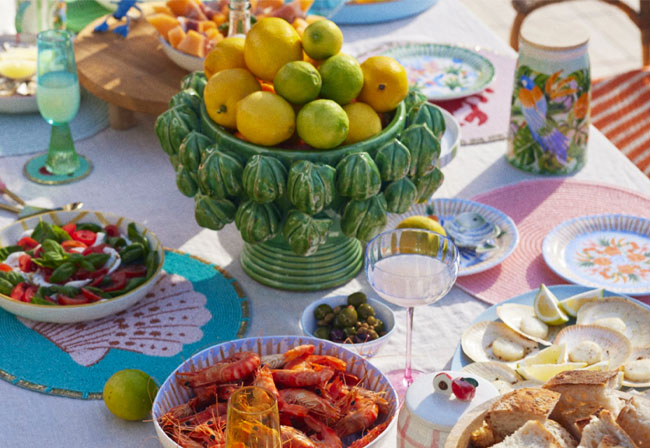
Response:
[0,220,159,306]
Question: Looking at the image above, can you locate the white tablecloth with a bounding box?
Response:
[1,1,649,446]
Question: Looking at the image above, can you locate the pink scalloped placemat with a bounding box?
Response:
[455,179,650,305]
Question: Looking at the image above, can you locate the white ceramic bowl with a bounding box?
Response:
[152,335,398,448]
[159,36,204,73]
[0,210,164,323]
[301,295,396,358]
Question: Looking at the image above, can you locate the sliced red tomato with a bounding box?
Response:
[58,294,91,305]
[0,263,11,272]
[10,282,27,301]
[62,240,88,252]
[62,223,76,235]
[82,244,107,256]
[105,225,120,237]
[33,245,43,258]
[17,236,39,250]
[81,288,103,302]
[18,254,35,273]
[42,267,53,282]
[43,295,57,304]
[120,264,147,278]
[102,270,127,292]
[71,230,97,246]
[23,285,38,303]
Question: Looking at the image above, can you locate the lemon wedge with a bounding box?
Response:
[0,59,36,80]
[578,360,610,371]
[559,288,604,317]
[517,362,587,382]
[534,284,569,325]
[519,343,567,367]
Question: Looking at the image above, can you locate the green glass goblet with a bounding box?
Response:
[24,29,91,185]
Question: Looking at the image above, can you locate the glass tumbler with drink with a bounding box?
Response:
[225,386,282,448]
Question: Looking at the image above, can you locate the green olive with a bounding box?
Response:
[314,304,333,320]
[347,292,367,307]
[343,326,356,337]
[373,318,385,332]
[367,329,379,340]
[357,303,375,320]
[333,306,342,314]
[366,316,378,327]
[314,326,330,340]
[335,305,358,328]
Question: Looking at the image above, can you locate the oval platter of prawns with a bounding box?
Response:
[153,336,398,448]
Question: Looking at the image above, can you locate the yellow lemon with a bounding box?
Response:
[103,369,159,421]
[302,19,343,60]
[203,37,246,80]
[296,99,349,149]
[244,17,303,81]
[203,68,261,129]
[396,215,446,236]
[273,61,322,105]
[396,216,447,255]
[343,102,382,145]
[318,53,364,105]
[516,362,587,383]
[236,91,295,146]
[358,56,409,112]
[534,284,570,325]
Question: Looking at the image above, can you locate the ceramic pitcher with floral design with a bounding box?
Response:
[507,22,590,175]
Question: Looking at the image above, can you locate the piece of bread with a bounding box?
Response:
[490,420,561,448]
[485,388,561,441]
[577,409,638,448]
[544,371,624,439]
[470,420,497,448]
[616,397,650,448]
[598,435,625,448]
[545,420,578,448]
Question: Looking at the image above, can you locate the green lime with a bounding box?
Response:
[103,369,159,421]
[302,19,343,60]
[297,99,349,149]
[273,61,322,104]
[318,53,364,105]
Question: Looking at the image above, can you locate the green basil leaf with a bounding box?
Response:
[120,244,145,264]
[145,251,158,277]
[41,240,68,264]
[30,295,56,305]
[0,245,22,262]
[107,237,127,249]
[31,221,56,243]
[85,253,110,269]
[108,277,147,297]
[84,286,110,299]
[0,279,13,295]
[79,260,95,272]
[0,271,25,287]
[51,224,72,242]
[49,262,77,284]
[76,223,103,232]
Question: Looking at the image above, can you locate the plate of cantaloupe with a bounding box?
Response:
[147,0,317,71]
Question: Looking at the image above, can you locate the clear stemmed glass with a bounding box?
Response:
[225,386,282,448]
[24,29,91,185]
[365,228,459,397]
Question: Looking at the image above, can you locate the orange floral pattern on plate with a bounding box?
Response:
[576,237,650,284]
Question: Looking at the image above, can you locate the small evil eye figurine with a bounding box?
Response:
[433,372,478,401]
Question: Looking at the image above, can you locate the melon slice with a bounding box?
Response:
[211,12,226,26]
[152,5,175,16]
[166,0,190,16]
[147,14,181,40]
[198,20,216,33]
[176,30,206,57]
[167,25,186,49]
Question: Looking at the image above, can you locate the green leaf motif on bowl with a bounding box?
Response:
[401,123,441,178]
[287,161,336,216]
[179,131,212,173]
[198,148,244,199]
[374,139,411,182]
[413,166,444,203]
[384,176,418,214]
[169,88,201,113]
[282,210,332,256]
[242,155,288,204]
[155,105,199,157]
[335,152,381,200]
[235,200,281,244]
[341,194,388,242]
[194,194,236,230]
[407,102,446,139]
[403,86,427,115]
[176,164,198,198]
[180,71,207,97]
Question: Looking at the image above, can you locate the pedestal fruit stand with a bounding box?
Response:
[155,69,446,291]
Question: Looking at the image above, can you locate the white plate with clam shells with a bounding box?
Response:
[450,284,650,392]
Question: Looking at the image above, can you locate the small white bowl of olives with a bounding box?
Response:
[300,292,396,358]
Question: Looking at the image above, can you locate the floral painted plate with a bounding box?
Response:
[386,198,518,276]
[543,214,650,296]
[377,43,495,101]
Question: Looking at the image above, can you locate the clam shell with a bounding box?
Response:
[553,324,631,369]
[462,361,523,394]
[577,297,650,349]
[622,347,650,388]
[444,212,499,249]
[461,321,539,365]
[496,304,561,346]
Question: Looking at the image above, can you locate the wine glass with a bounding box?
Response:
[24,29,92,185]
[365,228,459,397]
[225,386,282,448]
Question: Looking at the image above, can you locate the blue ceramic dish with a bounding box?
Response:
[328,0,439,25]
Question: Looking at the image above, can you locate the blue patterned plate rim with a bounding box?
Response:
[375,42,495,101]
[386,198,519,276]
[450,284,646,370]
[542,214,650,296]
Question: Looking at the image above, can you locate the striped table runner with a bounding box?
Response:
[592,68,650,176]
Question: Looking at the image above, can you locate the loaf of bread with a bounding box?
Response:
[490,420,561,448]
[576,410,638,448]
[616,397,650,448]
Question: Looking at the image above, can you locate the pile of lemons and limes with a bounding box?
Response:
[202,17,408,149]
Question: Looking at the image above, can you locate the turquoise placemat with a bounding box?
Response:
[0,88,109,157]
[0,250,249,399]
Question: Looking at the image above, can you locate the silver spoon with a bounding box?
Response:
[0,201,84,219]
